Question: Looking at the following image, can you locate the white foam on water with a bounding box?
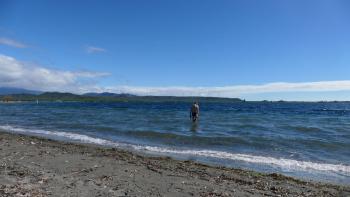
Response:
[1,125,349,175]
[0,125,120,147]
[137,146,350,174]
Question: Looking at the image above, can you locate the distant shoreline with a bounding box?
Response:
[0,101,24,103]
[1,96,350,103]
[2,89,350,103]
[0,131,348,196]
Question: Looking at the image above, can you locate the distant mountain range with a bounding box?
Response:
[0,87,42,95]
[0,87,346,103]
[0,87,243,103]
[0,87,136,98]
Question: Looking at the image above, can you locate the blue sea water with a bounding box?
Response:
[0,101,349,184]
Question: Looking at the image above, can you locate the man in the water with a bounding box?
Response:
[190,102,199,122]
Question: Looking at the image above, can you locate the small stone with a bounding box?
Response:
[114,189,127,197]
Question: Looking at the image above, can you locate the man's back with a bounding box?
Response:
[191,104,199,113]
[190,103,200,122]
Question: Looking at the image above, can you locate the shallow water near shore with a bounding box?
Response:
[0,101,349,184]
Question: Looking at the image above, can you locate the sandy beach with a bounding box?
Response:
[0,131,349,197]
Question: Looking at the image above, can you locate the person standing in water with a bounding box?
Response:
[190,102,199,122]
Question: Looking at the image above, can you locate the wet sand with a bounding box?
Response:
[0,131,349,197]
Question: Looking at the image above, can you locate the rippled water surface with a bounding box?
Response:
[0,101,349,184]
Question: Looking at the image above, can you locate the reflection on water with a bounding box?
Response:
[190,121,199,132]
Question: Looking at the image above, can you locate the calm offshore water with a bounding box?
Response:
[0,101,349,184]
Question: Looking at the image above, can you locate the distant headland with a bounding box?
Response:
[0,87,242,103]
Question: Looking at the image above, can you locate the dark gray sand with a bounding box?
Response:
[0,132,349,197]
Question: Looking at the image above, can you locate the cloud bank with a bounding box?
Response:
[1,53,350,100]
[0,54,109,93]
[0,37,28,48]
[104,81,350,98]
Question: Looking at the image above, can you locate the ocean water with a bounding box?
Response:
[0,101,349,184]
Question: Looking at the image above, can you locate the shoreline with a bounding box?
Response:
[0,131,349,196]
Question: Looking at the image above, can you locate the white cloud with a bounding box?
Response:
[103,81,350,98]
[0,54,109,93]
[85,46,106,54]
[74,71,110,78]
[1,53,350,100]
[0,37,28,48]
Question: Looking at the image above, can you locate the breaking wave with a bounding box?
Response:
[0,125,349,175]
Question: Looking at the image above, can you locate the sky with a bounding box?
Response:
[0,0,350,101]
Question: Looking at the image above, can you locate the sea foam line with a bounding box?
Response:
[0,125,349,174]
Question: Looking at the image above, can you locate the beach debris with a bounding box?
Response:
[71,168,92,175]
[0,184,46,197]
[100,175,113,182]
[30,141,36,145]
[37,177,49,185]
[113,189,128,197]
[70,164,99,175]
[145,161,162,174]
[199,191,231,197]
[0,132,348,197]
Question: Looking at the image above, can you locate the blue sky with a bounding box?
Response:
[0,0,350,101]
